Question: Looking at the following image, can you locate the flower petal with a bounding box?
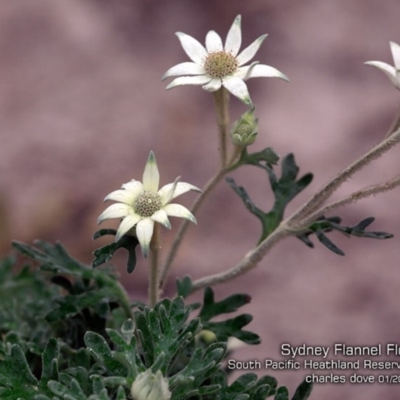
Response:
[205,30,223,53]
[97,203,133,224]
[234,62,259,80]
[166,75,212,90]
[159,181,201,204]
[136,218,155,257]
[390,41,400,70]
[104,184,142,204]
[202,78,222,92]
[237,34,268,66]
[121,180,143,192]
[151,209,171,229]
[115,214,142,241]
[176,32,208,64]
[142,151,159,192]
[162,62,205,80]
[245,64,289,81]
[365,61,399,88]
[159,177,179,205]
[225,15,242,56]
[222,76,252,105]
[163,203,197,224]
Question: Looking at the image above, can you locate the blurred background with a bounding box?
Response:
[1,0,400,398]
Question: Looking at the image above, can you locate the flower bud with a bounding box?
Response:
[131,369,171,400]
[231,107,259,146]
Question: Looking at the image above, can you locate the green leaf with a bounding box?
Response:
[198,288,260,345]
[231,147,280,169]
[297,215,393,256]
[39,338,60,394]
[84,332,129,377]
[199,287,251,320]
[0,344,38,400]
[315,230,345,256]
[214,373,276,400]
[170,342,226,400]
[291,380,313,400]
[48,378,87,400]
[92,229,139,273]
[275,386,289,400]
[12,240,132,326]
[134,297,202,373]
[176,275,194,298]
[227,154,313,243]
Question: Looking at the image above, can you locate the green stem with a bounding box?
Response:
[213,87,230,168]
[148,224,160,307]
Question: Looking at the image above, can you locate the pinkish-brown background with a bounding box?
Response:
[1,1,400,398]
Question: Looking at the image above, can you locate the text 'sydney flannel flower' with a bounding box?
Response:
[162,15,288,105]
[97,151,200,257]
[365,41,400,90]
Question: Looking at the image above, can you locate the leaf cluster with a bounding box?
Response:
[228,153,392,254]
[228,154,312,243]
[0,244,313,400]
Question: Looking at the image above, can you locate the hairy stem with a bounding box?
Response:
[213,87,230,168]
[188,127,400,294]
[289,127,400,226]
[189,224,290,293]
[159,88,236,290]
[384,106,400,139]
[298,173,400,228]
[148,224,160,307]
[159,167,228,289]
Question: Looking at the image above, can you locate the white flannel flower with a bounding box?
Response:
[162,15,288,105]
[131,369,171,400]
[97,151,200,257]
[365,41,400,90]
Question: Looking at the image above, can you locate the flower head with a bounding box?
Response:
[365,41,400,90]
[162,15,288,105]
[98,151,200,257]
[131,369,171,400]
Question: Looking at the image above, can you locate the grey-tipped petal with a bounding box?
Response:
[162,62,205,80]
[222,76,252,105]
[202,78,222,92]
[205,30,223,53]
[163,203,197,224]
[151,209,171,229]
[135,218,155,257]
[176,32,208,64]
[159,181,201,204]
[104,186,139,204]
[115,214,141,242]
[237,34,268,66]
[390,41,400,70]
[245,64,289,82]
[166,75,212,90]
[365,61,399,88]
[142,151,159,192]
[225,15,242,56]
[97,203,133,224]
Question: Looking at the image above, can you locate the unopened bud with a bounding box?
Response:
[231,107,259,146]
[131,369,171,400]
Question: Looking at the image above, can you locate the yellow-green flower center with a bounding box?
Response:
[134,191,162,217]
[203,51,238,79]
